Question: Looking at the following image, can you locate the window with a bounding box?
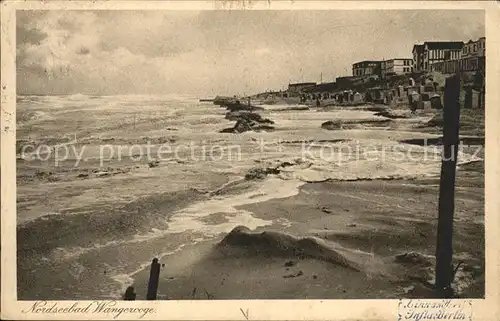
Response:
[474,44,477,51]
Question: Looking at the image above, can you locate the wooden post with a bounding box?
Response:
[146,258,161,300]
[74,120,78,142]
[123,286,137,300]
[435,74,461,297]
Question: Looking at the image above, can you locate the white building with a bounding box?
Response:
[381,58,413,79]
[422,41,464,71]
[462,37,485,58]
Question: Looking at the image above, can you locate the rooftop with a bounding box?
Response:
[304,82,337,92]
[353,60,383,66]
[288,82,317,86]
[424,41,464,50]
[385,58,413,61]
[467,37,486,43]
[412,44,424,53]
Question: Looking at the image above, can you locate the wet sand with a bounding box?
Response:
[131,161,484,299]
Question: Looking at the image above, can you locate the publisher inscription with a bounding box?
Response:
[398,299,472,321]
[22,301,156,319]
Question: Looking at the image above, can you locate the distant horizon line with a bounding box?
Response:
[16,93,216,97]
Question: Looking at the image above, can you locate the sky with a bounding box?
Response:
[17,10,484,96]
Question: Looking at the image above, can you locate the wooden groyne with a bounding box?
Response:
[123,258,162,300]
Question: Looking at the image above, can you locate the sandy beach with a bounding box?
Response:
[130,164,484,300]
[15,95,484,300]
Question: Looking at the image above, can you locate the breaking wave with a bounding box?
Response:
[255,141,483,183]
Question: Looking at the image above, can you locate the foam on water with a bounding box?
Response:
[164,177,303,235]
[109,243,187,299]
[51,240,123,261]
[275,140,482,182]
[47,177,299,265]
[50,177,297,269]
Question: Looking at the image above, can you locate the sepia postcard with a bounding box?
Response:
[1,1,500,320]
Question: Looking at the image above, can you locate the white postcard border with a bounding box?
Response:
[2,1,499,320]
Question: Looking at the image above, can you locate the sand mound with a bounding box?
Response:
[217,226,360,271]
[374,109,413,119]
[427,113,443,127]
[395,251,434,267]
[321,119,391,131]
[244,160,302,180]
[321,120,343,130]
[244,167,281,180]
[225,111,274,124]
[366,105,387,112]
[220,111,275,133]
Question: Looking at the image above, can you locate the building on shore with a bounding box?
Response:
[352,61,383,78]
[462,37,486,58]
[430,37,485,73]
[381,58,413,79]
[460,37,485,71]
[422,41,464,71]
[412,44,425,73]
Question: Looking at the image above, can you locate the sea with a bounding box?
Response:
[14,94,482,299]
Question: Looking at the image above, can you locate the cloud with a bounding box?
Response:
[255,47,272,56]
[17,10,485,96]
